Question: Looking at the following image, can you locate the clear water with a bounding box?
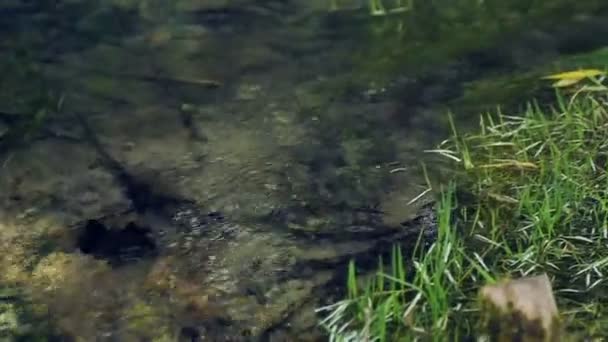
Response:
[2,0,608,340]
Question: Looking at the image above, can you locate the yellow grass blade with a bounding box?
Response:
[552,78,582,88]
[542,69,604,81]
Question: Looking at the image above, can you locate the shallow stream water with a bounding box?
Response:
[2,0,608,340]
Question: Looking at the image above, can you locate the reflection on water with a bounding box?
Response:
[2,0,608,340]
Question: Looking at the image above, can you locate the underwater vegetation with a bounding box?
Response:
[323,0,608,92]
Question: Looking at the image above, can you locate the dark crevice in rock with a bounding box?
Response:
[77,219,157,266]
[178,326,201,342]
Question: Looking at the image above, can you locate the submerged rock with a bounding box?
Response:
[0,124,439,340]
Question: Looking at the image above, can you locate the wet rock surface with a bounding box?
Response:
[0,2,458,338]
[0,3,482,338]
[0,129,437,341]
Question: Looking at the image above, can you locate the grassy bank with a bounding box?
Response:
[318,76,608,340]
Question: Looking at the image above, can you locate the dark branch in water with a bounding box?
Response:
[72,111,187,213]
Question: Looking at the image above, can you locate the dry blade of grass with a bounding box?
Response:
[477,160,538,170]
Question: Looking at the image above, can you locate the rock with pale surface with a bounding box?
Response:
[479,273,562,341]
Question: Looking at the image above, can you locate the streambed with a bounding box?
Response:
[2,0,608,340]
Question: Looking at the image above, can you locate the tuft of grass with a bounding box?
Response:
[319,84,608,339]
[317,185,481,340]
[440,87,608,336]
